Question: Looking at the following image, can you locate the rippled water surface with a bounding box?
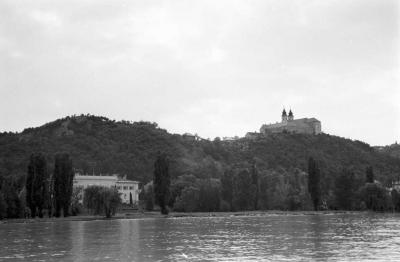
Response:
[1,213,400,261]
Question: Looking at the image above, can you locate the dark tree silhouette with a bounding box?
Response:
[153,153,170,215]
[233,169,253,211]
[53,153,74,217]
[26,153,48,218]
[334,168,356,210]
[308,157,321,211]
[198,179,220,212]
[251,161,259,210]
[221,169,234,211]
[391,189,400,211]
[0,191,7,219]
[2,180,22,218]
[366,166,374,183]
[361,183,390,211]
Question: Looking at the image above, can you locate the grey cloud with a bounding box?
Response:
[0,0,398,145]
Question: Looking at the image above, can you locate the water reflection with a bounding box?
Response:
[0,213,400,261]
[118,219,140,260]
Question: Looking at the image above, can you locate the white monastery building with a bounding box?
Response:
[73,173,140,205]
[260,109,321,135]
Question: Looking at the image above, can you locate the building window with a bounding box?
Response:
[117,186,121,190]
[123,186,128,190]
[129,186,133,190]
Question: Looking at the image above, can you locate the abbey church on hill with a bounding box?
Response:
[259,109,321,135]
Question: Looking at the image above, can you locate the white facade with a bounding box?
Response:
[392,181,400,192]
[116,179,140,204]
[73,174,140,205]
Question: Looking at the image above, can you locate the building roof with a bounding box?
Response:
[74,175,117,181]
[116,180,140,184]
[292,117,320,123]
[74,174,139,184]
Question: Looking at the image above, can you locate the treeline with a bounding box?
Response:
[144,155,400,213]
[2,151,400,220]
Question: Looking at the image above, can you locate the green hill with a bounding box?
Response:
[1,114,399,187]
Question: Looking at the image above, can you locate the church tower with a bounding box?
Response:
[281,109,287,123]
[288,109,294,121]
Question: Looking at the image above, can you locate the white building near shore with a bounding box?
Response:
[73,173,140,205]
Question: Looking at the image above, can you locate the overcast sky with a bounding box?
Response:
[0,0,399,146]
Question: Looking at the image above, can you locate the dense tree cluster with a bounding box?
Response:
[333,169,357,210]
[0,152,77,219]
[141,155,399,213]
[171,176,221,212]
[1,178,24,218]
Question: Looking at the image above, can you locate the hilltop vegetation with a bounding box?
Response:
[0,115,185,183]
[0,114,399,186]
[375,143,400,159]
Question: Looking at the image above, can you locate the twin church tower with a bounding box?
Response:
[281,108,294,122]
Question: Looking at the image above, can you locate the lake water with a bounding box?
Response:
[1,213,400,261]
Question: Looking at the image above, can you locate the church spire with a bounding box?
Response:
[281,108,287,122]
[288,109,294,121]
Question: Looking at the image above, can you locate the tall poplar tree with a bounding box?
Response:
[221,169,234,211]
[153,153,170,215]
[251,161,259,210]
[308,157,321,211]
[0,191,7,219]
[366,166,374,183]
[26,153,48,218]
[53,153,74,217]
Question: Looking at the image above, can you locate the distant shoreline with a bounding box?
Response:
[0,210,377,225]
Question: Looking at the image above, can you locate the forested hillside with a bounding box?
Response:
[0,114,399,187]
[375,143,400,159]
